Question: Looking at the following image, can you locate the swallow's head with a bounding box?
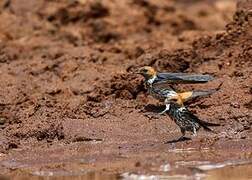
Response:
[138,66,157,80]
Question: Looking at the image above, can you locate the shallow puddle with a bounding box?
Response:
[1,161,252,180]
[0,171,118,180]
[122,162,252,180]
[205,163,252,180]
[1,140,252,180]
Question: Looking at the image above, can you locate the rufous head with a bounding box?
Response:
[138,66,157,80]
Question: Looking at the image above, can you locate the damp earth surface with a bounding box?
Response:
[0,0,252,179]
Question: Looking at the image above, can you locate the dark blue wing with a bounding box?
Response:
[155,73,214,84]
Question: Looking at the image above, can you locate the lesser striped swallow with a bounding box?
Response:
[137,66,216,114]
[167,102,220,142]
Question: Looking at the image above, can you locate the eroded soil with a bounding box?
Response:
[0,0,251,178]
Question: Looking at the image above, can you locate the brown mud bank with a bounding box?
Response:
[0,0,251,179]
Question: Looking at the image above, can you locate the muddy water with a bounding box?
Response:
[122,163,252,179]
[1,161,252,180]
[206,164,252,180]
[0,171,118,180]
[1,145,252,180]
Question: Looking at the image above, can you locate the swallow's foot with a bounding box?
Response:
[159,110,167,115]
[159,104,170,115]
[158,110,167,115]
[165,136,191,144]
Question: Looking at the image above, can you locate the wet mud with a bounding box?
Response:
[0,0,251,179]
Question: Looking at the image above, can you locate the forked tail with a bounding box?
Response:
[198,119,220,133]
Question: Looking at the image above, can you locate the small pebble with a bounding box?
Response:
[230,102,240,108]
[0,117,6,125]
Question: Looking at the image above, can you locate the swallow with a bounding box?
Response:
[167,102,220,142]
[137,66,216,114]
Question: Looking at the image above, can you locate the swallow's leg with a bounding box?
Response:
[178,128,186,139]
[165,128,191,143]
[192,127,197,136]
[159,103,170,115]
[176,129,191,141]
